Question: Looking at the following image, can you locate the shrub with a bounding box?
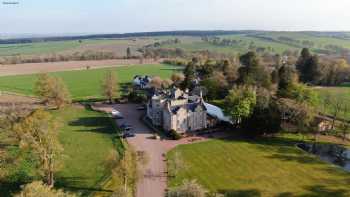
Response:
[169,129,182,140]
[167,179,207,197]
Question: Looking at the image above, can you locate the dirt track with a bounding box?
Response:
[0,59,160,76]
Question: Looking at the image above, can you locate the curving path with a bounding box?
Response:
[92,103,214,197]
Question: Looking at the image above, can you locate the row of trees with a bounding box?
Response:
[35,73,72,109]
[35,71,120,106]
[296,48,350,85]
[0,107,64,190]
[0,51,125,65]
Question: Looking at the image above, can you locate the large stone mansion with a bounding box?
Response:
[146,88,208,134]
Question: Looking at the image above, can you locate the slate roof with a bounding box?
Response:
[169,101,206,115]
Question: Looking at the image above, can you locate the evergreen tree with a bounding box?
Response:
[126,47,131,59]
[238,52,271,89]
[296,48,322,84]
[181,62,196,90]
[277,65,298,97]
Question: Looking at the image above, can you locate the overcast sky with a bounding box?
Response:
[1,0,350,34]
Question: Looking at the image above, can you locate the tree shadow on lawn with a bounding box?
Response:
[218,189,261,197]
[221,136,326,165]
[0,181,23,197]
[298,185,349,197]
[55,176,113,195]
[218,185,349,197]
[266,153,324,165]
[159,68,183,71]
[68,116,114,134]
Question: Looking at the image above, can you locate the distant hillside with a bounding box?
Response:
[2,31,350,59]
[2,30,350,45]
[0,30,256,44]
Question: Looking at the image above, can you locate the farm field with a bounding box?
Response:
[0,106,123,196]
[0,59,160,77]
[161,35,296,54]
[160,32,350,54]
[0,38,162,57]
[0,40,83,56]
[3,32,350,59]
[0,64,181,100]
[255,32,350,49]
[167,138,350,197]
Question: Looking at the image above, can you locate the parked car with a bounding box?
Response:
[123,132,136,138]
[111,110,124,119]
[137,106,146,110]
[120,123,132,130]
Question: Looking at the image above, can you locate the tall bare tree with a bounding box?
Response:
[171,73,185,87]
[102,71,118,103]
[51,78,72,109]
[35,73,54,104]
[13,109,63,186]
[150,76,163,90]
[112,148,137,195]
[35,73,71,109]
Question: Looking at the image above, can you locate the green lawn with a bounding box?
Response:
[53,106,123,196]
[314,85,350,120]
[167,137,350,197]
[0,64,181,100]
[0,106,123,196]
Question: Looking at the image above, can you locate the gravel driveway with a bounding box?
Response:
[114,104,168,197]
[92,103,219,197]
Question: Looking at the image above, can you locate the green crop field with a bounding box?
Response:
[0,64,181,100]
[167,138,350,197]
[0,38,161,57]
[0,40,84,56]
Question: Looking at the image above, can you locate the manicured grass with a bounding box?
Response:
[167,137,350,197]
[0,64,181,100]
[52,106,123,196]
[0,106,123,196]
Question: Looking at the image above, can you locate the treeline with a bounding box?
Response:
[250,34,350,56]
[142,47,232,60]
[0,50,140,65]
[144,38,181,48]
[201,36,276,54]
[174,49,350,137]
[0,30,256,45]
[296,48,350,86]
[201,36,246,47]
